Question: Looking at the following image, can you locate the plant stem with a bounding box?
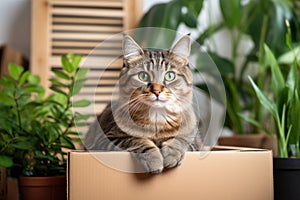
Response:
[13,87,22,130]
[277,107,288,157]
[229,29,244,134]
[225,77,244,133]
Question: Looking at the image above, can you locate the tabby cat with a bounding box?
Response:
[84,34,201,173]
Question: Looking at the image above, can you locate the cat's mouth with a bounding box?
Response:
[149,95,168,108]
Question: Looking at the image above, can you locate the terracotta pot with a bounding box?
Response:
[273,157,300,200]
[19,176,66,200]
[0,167,7,200]
[218,133,278,155]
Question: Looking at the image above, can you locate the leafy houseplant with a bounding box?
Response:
[137,0,300,135]
[248,35,300,158]
[247,25,300,199]
[0,54,90,199]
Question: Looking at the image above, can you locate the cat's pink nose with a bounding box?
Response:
[152,90,161,97]
[150,83,163,97]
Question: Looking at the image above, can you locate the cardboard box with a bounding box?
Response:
[68,147,273,200]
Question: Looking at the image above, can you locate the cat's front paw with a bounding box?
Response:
[161,145,185,169]
[135,150,164,173]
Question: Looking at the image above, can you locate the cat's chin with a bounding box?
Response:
[150,100,167,108]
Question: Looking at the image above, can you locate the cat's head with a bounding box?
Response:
[118,34,193,113]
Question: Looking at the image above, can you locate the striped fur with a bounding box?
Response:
[85,34,201,173]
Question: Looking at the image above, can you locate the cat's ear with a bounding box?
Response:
[122,34,144,59]
[170,34,191,61]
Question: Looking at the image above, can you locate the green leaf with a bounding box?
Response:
[70,80,85,96]
[24,84,45,94]
[276,86,290,118]
[49,78,67,87]
[248,76,277,118]
[75,68,89,81]
[0,75,15,89]
[47,125,59,143]
[52,69,70,80]
[287,91,300,146]
[278,46,300,65]
[19,71,31,85]
[183,0,203,17]
[50,86,68,97]
[28,74,40,85]
[72,99,91,107]
[71,55,82,70]
[51,93,68,106]
[0,91,15,105]
[11,142,31,150]
[219,0,241,29]
[207,52,234,75]
[61,55,74,73]
[182,12,198,28]
[8,63,24,80]
[136,1,182,48]
[264,44,285,99]
[0,155,14,168]
[239,113,272,135]
[286,61,298,98]
[60,135,75,149]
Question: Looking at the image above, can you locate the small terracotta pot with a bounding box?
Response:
[218,133,278,155]
[19,176,66,200]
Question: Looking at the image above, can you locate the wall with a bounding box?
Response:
[0,0,31,59]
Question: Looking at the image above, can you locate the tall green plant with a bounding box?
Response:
[247,26,300,157]
[0,54,90,176]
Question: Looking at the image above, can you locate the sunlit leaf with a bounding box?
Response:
[8,63,24,80]
[0,155,14,168]
[72,99,91,107]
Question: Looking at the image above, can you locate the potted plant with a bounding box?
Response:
[0,54,90,200]
[246,23,300,199]
[137,0,300,149]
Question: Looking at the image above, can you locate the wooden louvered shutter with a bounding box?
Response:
[31,0,143,127]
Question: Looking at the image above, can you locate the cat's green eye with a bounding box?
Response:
[138,71,150,82]
[164,71,176,81]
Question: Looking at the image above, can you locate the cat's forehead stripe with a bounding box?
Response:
[144,50,170,71]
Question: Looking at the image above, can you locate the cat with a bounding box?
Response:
[84,34,201,173]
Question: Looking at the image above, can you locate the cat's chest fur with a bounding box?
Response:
[115,103,182,139]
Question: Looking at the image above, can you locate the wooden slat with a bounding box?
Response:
[51,32,116,40]
[52,17,123,25]
[85,78,118,86]
[49,56,122,68]
[51,70,120,79]
[52,41,121,48]
[49,0,123,8]
[77,86,117,94]
[52,24,123,32]
[75,94,113,102]
[52,48,121,56]
[51,8,124,18]
[72,103,107,116]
